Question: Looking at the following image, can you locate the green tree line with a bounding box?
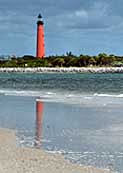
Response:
[0,53,123,67]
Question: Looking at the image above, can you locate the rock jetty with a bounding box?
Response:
[0,67,123,73]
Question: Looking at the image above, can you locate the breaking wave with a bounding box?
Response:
[0,89,123,98]
[0,89,123,107]
[94,93,123,98]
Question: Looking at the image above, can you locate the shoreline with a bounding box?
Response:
[0,128,111,173]
[0,67,123,73]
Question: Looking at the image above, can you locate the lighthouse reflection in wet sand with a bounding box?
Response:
[35,99,44,148]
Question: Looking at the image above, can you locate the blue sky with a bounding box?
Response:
[1,0,123,56]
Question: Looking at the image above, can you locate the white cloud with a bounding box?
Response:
[75,10,88,18]
[54,1,123,31]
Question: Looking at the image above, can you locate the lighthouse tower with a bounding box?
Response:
[36,14,45,58]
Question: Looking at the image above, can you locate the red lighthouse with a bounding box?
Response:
[36,14,45,58]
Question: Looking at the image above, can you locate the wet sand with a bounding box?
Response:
[0,128,111,173]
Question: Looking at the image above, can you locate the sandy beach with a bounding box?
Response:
[0,128,112,173]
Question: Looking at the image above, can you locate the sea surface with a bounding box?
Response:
[1,73,123,172]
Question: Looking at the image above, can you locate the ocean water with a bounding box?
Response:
[1,73,123,172]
